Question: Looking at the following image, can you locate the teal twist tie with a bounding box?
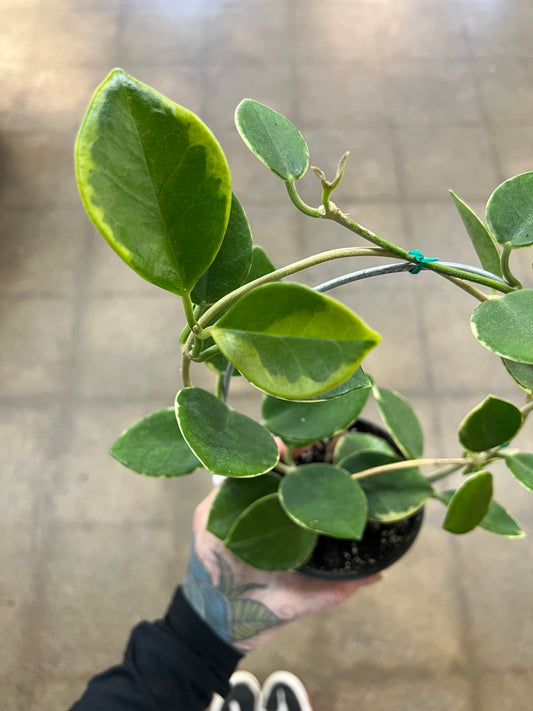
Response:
[408,249,439,274]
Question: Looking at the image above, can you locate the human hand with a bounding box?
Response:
[183,489,381,653]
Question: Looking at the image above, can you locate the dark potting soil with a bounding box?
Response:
[295,418,424,579]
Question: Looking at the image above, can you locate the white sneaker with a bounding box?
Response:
[260,671,313,711]
[210,671,261,711]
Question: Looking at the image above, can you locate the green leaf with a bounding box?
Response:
[471,290,533,364]
[373,387,423,459]
[175,388,279,477]
[442,471,493,534]
[224,493,317,570]
[458,395,522,452]
[438,490,524,538]
[292,368,371,402]
[340,451,433,522]
[262,386,370,443]
[486,172,533,248]
[207,473,281,540]
[191,193,253,305]
[505,453,533,492]
[450,191,502,276]
[502,358,533,394]
[235,99,309,181]
[204,245,276,376]
[212,282,381,400]
[75,69,232,296]
[333,432,394,464]
[110,408,201,477]
[279,464,368,539]
[246,245,276,282]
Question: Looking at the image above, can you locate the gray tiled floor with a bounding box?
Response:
[2,1,533,709]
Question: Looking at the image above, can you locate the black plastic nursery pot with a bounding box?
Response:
[296,418,425,581]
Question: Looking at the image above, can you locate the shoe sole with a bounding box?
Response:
[210,670,261,711]
[261,671,312,711]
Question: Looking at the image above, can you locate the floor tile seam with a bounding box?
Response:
[447,536,484,711]
[13,660,531,686]
[373,41,437,400]
[239,195,479,207]
[2,663,493,688]
[48,520,181,531]
[13,221,96,696]
[0,386,514,408]
[285,0,301,122]
[455,0,506,187]
[295,119,493,131]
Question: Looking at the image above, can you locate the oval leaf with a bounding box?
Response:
[373,387,424,459]
[502,358,533,394]
[191,193,253,305]
[333,432,394,464]
[279,464,368,539]
[224,493,317,571]
[235,99,309,181]
[450,190,502,276]
[207,473,281,540]
[438,490,524,538]
[471,290,533,364]
[340,451,433,522]
[486,172,533,248]
[505,452,533,492]
[262,386,370,443]
[292,368,371,403]
[110,408,201,477]
[443,471,493,534]
[76,69,232,295]
[205,245,276,376]
[212,282,381,400]
[246,245,276,282]
[175,388,279,477]
[458,395,522,452]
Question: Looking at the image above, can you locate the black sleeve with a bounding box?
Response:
[68,587,244,711]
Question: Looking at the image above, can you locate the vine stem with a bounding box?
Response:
[182,292,197,330]
[196,246,394,329]
[521,400,533,418]
[325,208,512,293]
[426,462,468,483]
[285,179,512,294]
[181,353,192,388]
[440,274,490,302]
[351,457,471,481]
[501,244,523,288]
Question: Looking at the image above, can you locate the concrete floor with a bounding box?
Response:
[2,0,533,709]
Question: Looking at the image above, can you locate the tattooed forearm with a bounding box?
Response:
[183,535,284,652]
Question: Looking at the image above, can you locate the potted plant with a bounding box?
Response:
[75,69,533,578]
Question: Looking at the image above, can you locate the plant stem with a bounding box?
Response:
[182,291,197,330]
[196,246,393,328]
[181,353,192,388]
[350,457,471,481]
[274,461,291,475]
[324,206,409,255]
[521,400,533,418]
[285,180,321,218]
[501,244,523,288]
[323,208,513,293]
[193,344,221,362]
[440,274,490,302]
[426,462,468,483]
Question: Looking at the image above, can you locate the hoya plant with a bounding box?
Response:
[75,69,533,571]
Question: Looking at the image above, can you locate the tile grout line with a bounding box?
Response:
[16,218,96,698]
[378,13,478,711]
